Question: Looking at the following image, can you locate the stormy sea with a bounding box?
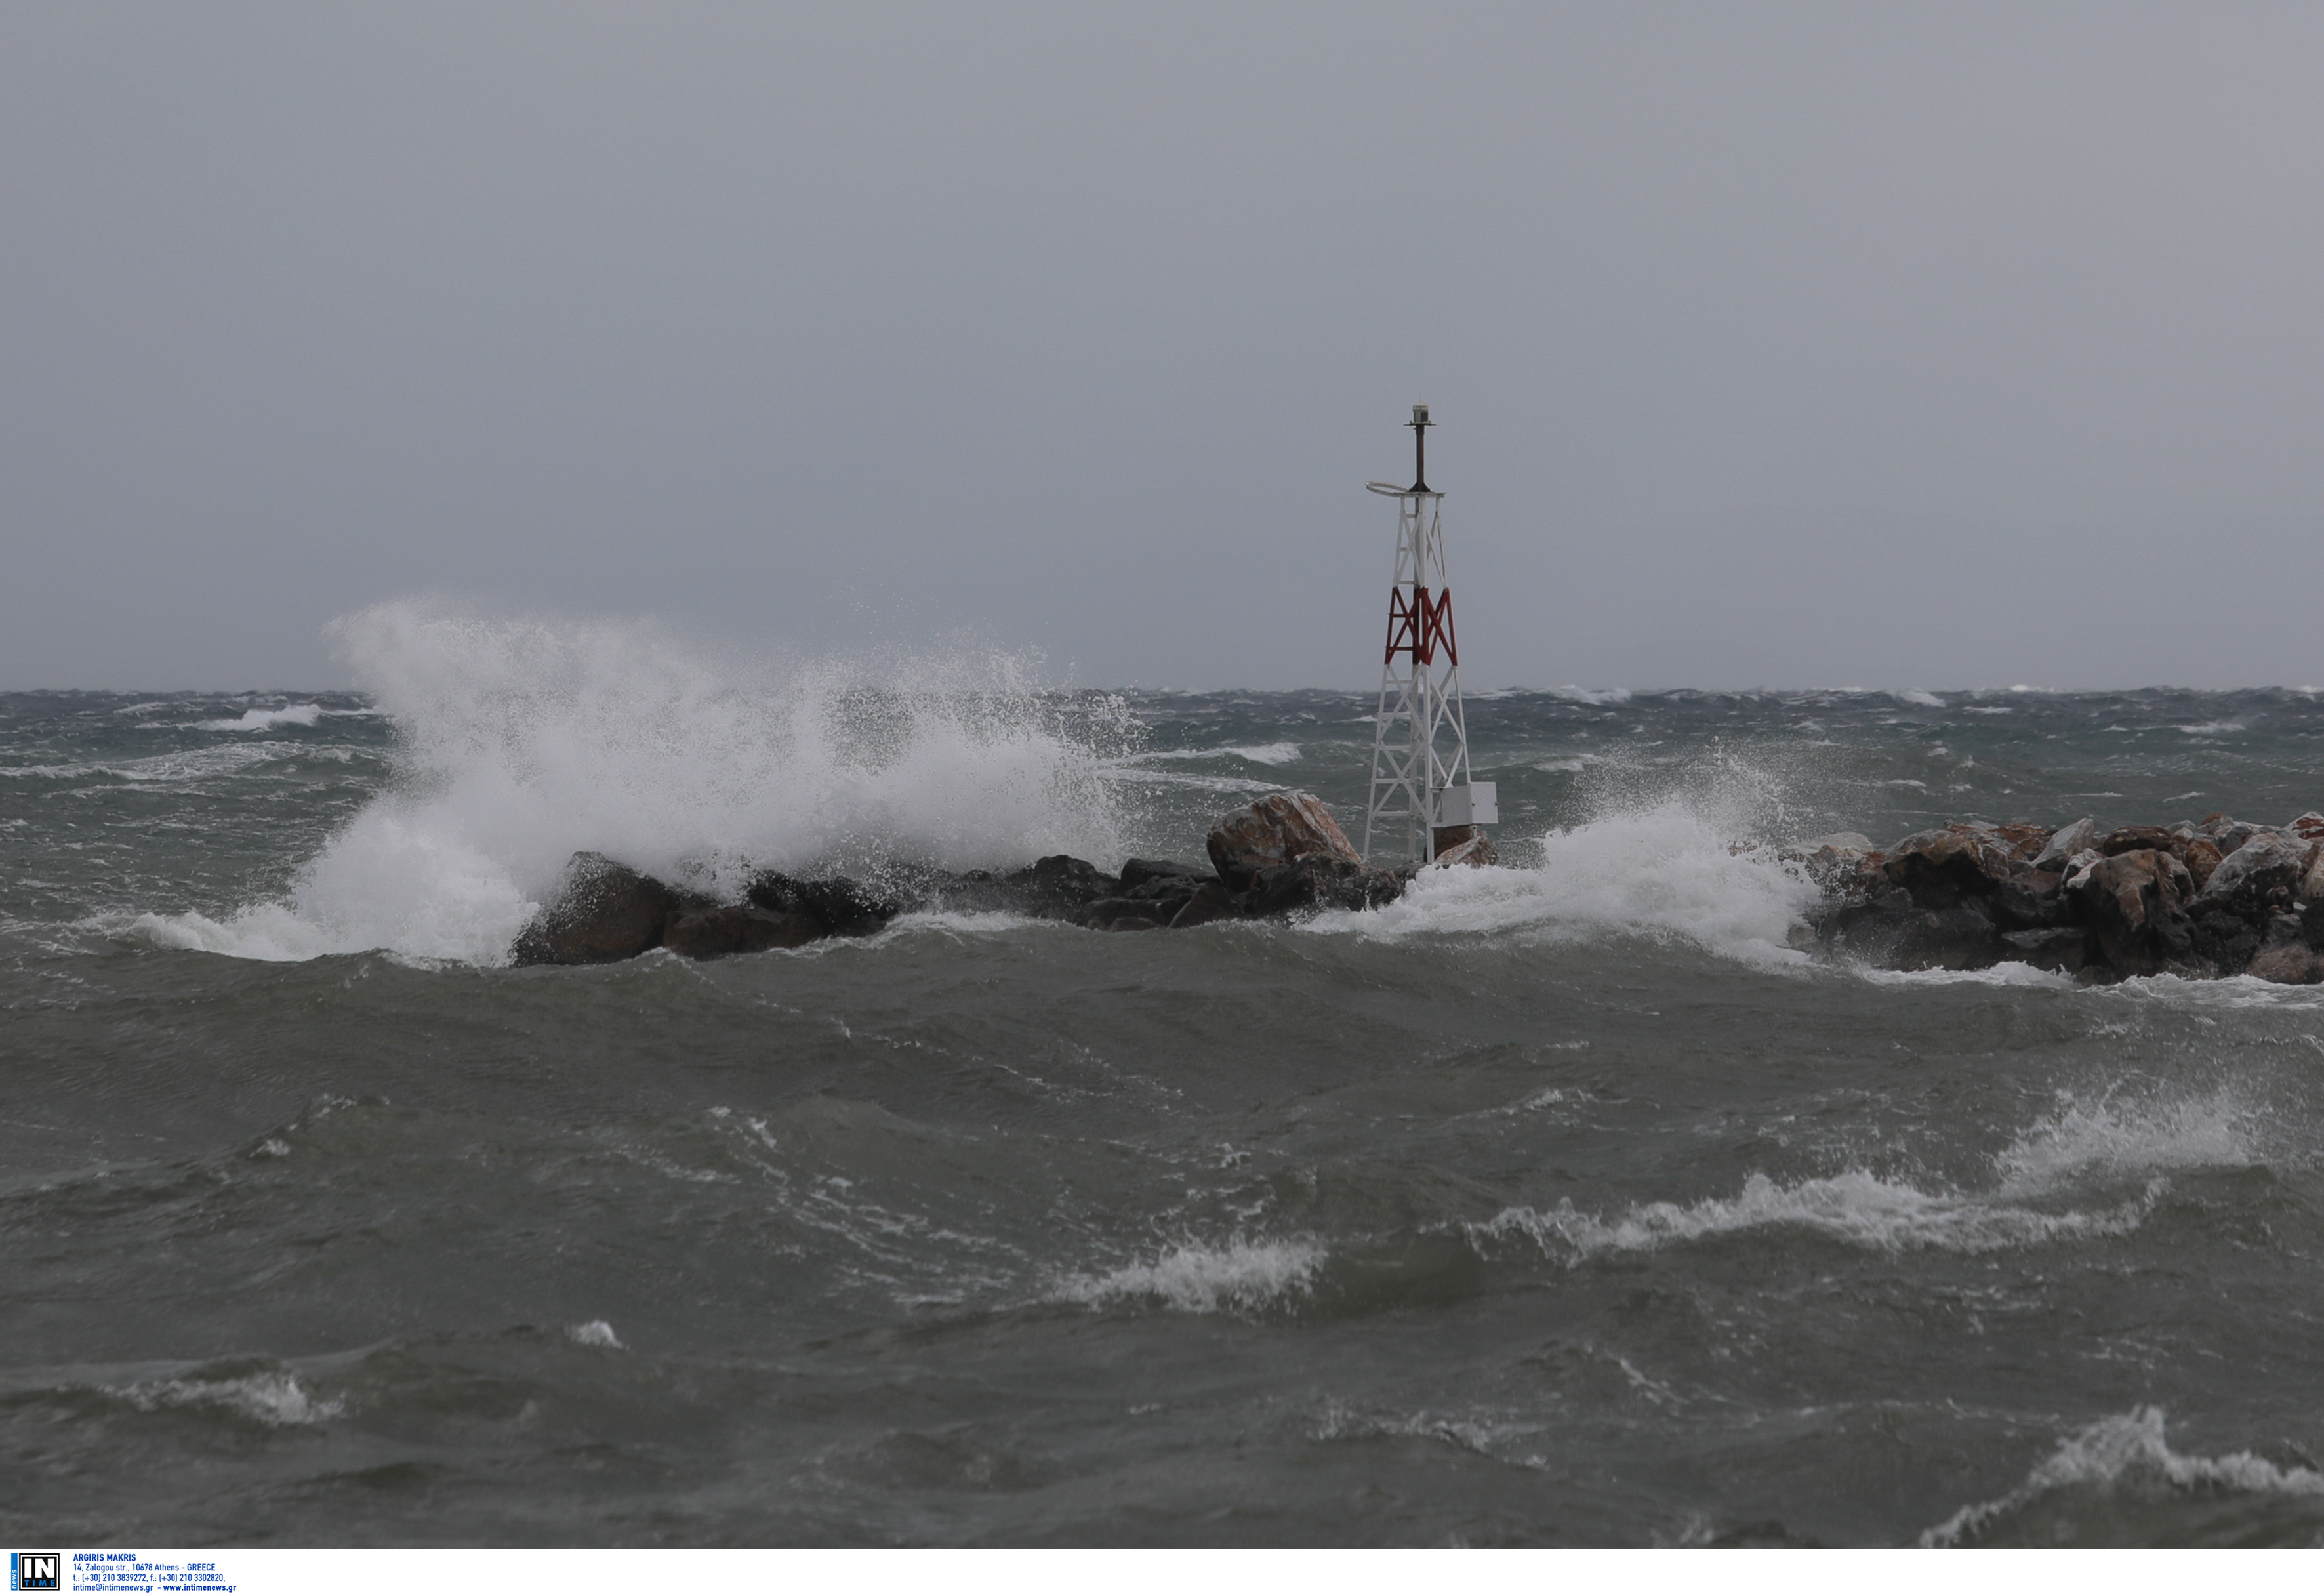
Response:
[6,605,2324,1548]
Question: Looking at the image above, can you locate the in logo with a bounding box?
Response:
[9,1555,58,1592]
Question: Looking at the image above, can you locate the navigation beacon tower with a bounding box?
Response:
[1362,404,1497,864]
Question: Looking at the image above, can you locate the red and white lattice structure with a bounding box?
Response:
[1362,404,1497,864]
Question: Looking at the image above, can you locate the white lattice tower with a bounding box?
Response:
[1362,405,1493,863]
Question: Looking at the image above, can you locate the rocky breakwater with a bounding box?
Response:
[509,792,1438,966]
[1801,810,2324,983]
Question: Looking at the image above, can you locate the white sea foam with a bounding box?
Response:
[1895,690,1946,708]
[123,1369,342,1426]
[1312,801,1820,968]
[1995,1091,2253,1197]
[2174,721,2245,736]
[194,703,325,732]
[1476,1086,2255,1266]
[1921,1406,2324,1545]
[133,603,1135,964]
[1477,1171,2159,1261]
[567,1320,624,1349]
[1215,741,1299,765]
[1057,1237,1325,1314]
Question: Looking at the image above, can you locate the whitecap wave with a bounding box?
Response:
[1921,1407,2324,1546]
[1475,1170,2160,1261]
[122,1368,342,1427]
[194,704,324,732]
[1056,1238,1325,1314]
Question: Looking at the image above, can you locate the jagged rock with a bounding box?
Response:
[2302,855,2324,907]
[663,904,826,958]
[1882,827,2018,911]
[1892,908,2004,970]
[1989,869,2069,931]
[1793,832,1878,890]
[511,853,685,966]
[1433,824,1495,861]
[2069,849,2197,977]
[1207,791,1360,891]
[2031,818,2094,869]
[2293,812,2324,842]
[2306,899,2324,950]
[2192,834,2316,920]
[2179,836,2224,891]
[1433,830,1497,867]
[744,871,900,937]
[930,855,1120,920]
[1119,858,1210,890]
[1820,891,2001,970]
[2096,825,2178,859]
[1168,882,1243,928]
[2190,907,2265,975]
[2249,941,2324,984]
[1244,855,1405,918]
[2002,926,2098,975]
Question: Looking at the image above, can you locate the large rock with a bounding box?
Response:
[930,855,1120,920]
[2031,818,2094,869]
[1243,854,1406,918]
[1432,825,1497,864]
[1432,829,1498,868]
[1168,882,1243,928]
[511,853,685,966]
[663,903,827,958]
[2068,849,2197,977]
[1119,858,1210,890]
[2249,941,2324,985]
[2001,926,2098,975]
[2095,824,2178,858]
[2178,836,2225,891]
[744,871,900,937]
[1207,792,1360,891]
[1881,826,2018,911]
[2192,834,2315,920]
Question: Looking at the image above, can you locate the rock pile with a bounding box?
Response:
[1801,811,2324,983]
[510,791,1437,966]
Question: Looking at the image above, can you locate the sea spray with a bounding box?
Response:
[142,603,1144,962]
[1310,800,1822,966]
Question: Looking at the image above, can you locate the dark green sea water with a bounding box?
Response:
[6,648,2324,1545]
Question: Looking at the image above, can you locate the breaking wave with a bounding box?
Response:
[131,603,1137,964]
[1475,1171,2162,1261]
[121,1368,342,1427]
[194,703,325,733]
[1475,1086,2254,1264]
[1921,1407,2324,1546]
[1055,1238,1326,1315]
[1313,800,1821,967]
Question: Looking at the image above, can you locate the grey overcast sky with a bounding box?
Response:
[5,3,2322,692]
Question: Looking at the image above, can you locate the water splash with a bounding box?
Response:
[1056,1238,1326,1315]
[1921,1407,2324,1546]
[133,602,1140,964]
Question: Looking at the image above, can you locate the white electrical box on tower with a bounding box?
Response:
[1362,404,1497,865]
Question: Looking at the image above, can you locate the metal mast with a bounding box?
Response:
[1362,404,1496,863]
